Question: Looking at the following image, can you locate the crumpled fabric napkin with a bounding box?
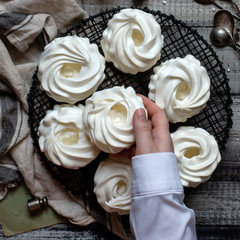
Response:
[0,1,127,239]
[0,0,96,227]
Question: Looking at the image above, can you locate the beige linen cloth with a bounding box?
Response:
[0,1,126,239]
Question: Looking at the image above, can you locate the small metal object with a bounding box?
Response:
[194,0,223,9]
[210,10,240,55]
[27,196,48,213]
[213,10,235,32]
[210,27,240,55]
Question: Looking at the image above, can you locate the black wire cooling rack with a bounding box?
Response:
[28,7,233,224]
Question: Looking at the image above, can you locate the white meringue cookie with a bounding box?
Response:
[101,8,164,74]
[82,86,146,154]
[38,104,100,169]
[171,126,221,187]
[38,36,105,103]
[148,55,210,123]
[94,157,132,215]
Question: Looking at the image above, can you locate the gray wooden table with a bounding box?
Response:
[1,0,239,239]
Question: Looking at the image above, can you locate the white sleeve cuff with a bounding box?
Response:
[131,152,183,197]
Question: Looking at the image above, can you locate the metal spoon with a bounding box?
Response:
[231,0,240,16]
[210,27,240,55]
[214,9,234,30]
[213,10,240,46]
[194,0,240,21]
[194,0,225,9]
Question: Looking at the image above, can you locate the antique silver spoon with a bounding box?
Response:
[210,27,240,55]
[194,0,240,21]
[195,0,224,9]
[214,10,240,46]
[214,9,234,30]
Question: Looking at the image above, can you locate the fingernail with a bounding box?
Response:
[135,108,146,120]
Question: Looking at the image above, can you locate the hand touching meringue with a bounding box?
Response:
[110,95,174,159]
[82,86,147,154]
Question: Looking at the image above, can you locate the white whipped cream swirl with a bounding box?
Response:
[148,55,210,123]
[94,157,132,215]
[171,126,221,187]
[38,104,100,169]
[83,86,146,153]
[101,8,164,74]
[38,36,105,103]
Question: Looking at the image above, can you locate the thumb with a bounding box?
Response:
[133,108,154,156]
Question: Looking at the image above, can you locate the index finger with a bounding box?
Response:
[139,95,174,152]
[139,95,169,129]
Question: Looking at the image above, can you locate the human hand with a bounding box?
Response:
[110,95,174,159]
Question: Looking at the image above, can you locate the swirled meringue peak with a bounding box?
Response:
[94,157,132,215]
[148,55,210,123]
[101,8,164,74]
[83,86,146,154]
[38,36,105,103]
[171,126,221,188]
[38,104,100,169]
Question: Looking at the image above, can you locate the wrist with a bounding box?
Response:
[131,152,183,196]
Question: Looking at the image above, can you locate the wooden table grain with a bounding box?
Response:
[1,0,239,239]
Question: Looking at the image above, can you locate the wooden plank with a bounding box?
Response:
[81,0,232,25]
[185,181,240,225]
[0,222,123,240]
[221,95,240,163]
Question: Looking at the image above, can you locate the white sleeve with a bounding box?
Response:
[130,152,197,240]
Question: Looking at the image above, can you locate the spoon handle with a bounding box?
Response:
[231,38,240,56]
[231,12,240,22]
[235,46,240,56]
[232,0,240,16]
